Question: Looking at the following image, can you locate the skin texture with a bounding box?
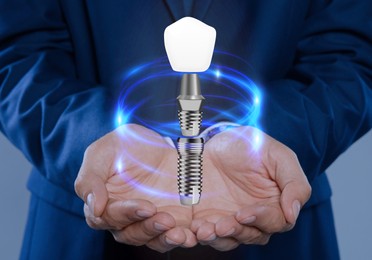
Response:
[192,127,311,250]
[75,124,194,252]
[75,124,311,252]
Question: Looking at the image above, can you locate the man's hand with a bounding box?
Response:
[191,126,311,251]
[75,124,310,252]
[75,124,196,252]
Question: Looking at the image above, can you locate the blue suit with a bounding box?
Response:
[0,0,371,259]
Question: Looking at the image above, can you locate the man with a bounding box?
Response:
[0,0,371,259]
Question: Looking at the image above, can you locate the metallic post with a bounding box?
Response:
[177,137,203,205]
[177,74,204,137]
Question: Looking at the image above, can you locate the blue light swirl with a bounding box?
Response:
[114,51,263,198]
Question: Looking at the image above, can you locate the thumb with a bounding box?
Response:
[280,181,311,225]
[75,149,109,217]
[275,151,312,225]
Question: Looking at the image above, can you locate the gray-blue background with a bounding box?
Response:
[0,131,371,259]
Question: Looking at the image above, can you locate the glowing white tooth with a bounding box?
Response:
[164,17,216,72]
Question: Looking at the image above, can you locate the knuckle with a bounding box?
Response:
[305,183,312,198]
[286,148,298,160]
[83,142,102,160]
[84,143,96,156]
[74,177,83,194]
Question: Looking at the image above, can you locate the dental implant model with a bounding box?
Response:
[164,17,216,205]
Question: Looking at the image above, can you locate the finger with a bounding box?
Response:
[280,178,311,225]
[191,220,216,242]
[104,199,156,229]
[233,227,270,245]
[215,215,240,238]
[272,147,312,225]
[84,203,111,230]
[192,217,238,251]
[75,146,109,217]
[207,216,269,249]
[181,228,198,248]
[236,205,290,233]
[190,219,204,233]
[146,227,190,253]
[216,215,270,245]
[111,212,176,246]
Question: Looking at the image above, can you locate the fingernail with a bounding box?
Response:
[221,228,235,237]
[154,222,170,231]
[240,216,256,224]
[87,193,95,214]
[136,210,154,218]
[293,200,301,219]
[165,237,179,245]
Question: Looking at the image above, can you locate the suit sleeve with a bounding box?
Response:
[261,0,372,180]
[0,1,115,190]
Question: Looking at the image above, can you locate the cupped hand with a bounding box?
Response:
[191,126,311,251]
[75,124,196,252]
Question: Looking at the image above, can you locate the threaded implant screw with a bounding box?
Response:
[177,137,204,205]
[178,110,203,137]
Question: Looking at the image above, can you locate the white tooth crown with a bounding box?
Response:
[164,17,216,72]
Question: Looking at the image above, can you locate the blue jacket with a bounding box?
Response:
[0,0,371,259]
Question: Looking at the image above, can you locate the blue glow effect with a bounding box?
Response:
[215,69,221,78]
[115,110,129,127]
[254,96,260,105]
[252,128,263,151]
[115,51,264,198]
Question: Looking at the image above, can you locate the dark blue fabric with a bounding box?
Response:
[0,0,371,259]
[20,195,106,260]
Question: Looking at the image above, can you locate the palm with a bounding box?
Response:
[78,124,309,250]
[103,125,192,226]
[193,127,284,225]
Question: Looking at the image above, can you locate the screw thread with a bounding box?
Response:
[177,138,204,205]
[178,110,202,137]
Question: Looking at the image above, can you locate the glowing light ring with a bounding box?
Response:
[115,51,262,198]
